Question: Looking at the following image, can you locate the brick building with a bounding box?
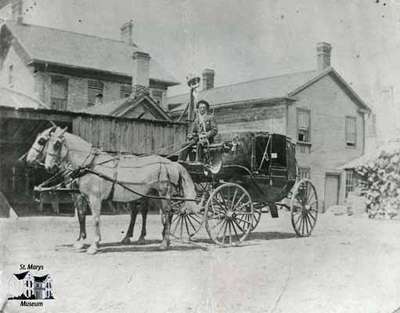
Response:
[167,43,372,209]
[0,7,178,116]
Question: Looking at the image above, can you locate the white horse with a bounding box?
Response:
[44,127,198,254]
[26,127,160,246]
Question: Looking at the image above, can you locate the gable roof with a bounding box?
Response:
[80,91,171,121]
[2,21,178,86]
[0,86,49,109]
[34,274,49,283]
[167,67,370,113]
[14,271,29,280]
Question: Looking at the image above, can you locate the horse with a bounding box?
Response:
[43,127,198,254]
[26,127,157,247]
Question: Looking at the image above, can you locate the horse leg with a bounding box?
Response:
[121,202,138,244]
[137,200,148,245]
[160,198,172,250]
[87,196,102,255]
[73,194,87,250]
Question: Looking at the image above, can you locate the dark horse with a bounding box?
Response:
[26,127,159,246]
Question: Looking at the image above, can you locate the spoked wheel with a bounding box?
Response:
[290,179,318,237]
[205,183,254,246]
[169,200,203,241]
[251,205,262,230]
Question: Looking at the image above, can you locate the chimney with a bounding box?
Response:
[131,51,150,97]
[316,42,332,71]
[120,20,134,45]
[202,69,215,90]
[11,0,23,24]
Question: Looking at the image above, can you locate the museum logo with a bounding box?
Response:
[8,264,54,307]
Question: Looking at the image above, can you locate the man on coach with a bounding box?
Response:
[179,100,218,161]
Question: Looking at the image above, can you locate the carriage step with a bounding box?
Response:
[269,204,279,218]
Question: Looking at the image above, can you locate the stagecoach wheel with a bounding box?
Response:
[290,179,318,237]
[194,181,213,200]
[251,206,262,230]
[169,200,203,241]
[205,183,254,246]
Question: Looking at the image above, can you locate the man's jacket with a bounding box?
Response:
[191,113,218,142]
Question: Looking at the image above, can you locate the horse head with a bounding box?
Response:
[26,125,57,166]
[44,126,68,172]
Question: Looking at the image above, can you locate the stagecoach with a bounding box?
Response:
[28,126,318,251]
[169,131,319,246]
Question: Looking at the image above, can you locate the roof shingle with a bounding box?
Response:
[167,70,317,112]
[4,21,178,85]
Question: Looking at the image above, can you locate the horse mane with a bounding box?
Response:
[63,132,92,153]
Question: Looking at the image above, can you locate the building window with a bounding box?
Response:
[297,109,311,143]
[8,64,13,87]
[345,116,357,147]
[151,89,163,104]
[51,76,68,110]
[298,167,311,180]
[120,84,132,98]
[345,169,358,197]
[88,80,104,106]
[26,281,28,287]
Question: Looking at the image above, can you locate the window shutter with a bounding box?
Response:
[88,80,104,106]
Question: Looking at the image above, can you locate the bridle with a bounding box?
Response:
[29,136,50,166]
[46,136,69,169]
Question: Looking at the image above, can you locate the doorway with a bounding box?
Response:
[325,174,340,210]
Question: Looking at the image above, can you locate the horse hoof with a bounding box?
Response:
[86,245,98,255]
[159,243,168,250]
[73,241,85,250]
[159,241,170,250]
[136,238,146,245]
[120,237,131,245]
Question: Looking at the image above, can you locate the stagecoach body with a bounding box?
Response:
[183,132,297,203]
[176,131,319,245]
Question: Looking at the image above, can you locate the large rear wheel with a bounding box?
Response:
[205,183,254,246]
[290,179,318,237]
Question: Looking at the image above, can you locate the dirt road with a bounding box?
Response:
[1,211,400,313]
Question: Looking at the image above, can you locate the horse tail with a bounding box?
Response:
[176,163,197,211]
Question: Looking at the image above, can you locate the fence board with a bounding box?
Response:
[72,115,187,155]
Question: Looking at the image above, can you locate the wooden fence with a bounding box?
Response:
[73,115,188,155]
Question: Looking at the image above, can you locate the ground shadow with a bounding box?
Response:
[245,231,297,241]
[55,231,296,254]
[56,239,207,254]
[99,244,206,254]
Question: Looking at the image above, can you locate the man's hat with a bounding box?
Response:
[196,100,211,110]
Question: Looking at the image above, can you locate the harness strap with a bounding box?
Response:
[107,156,120,201]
